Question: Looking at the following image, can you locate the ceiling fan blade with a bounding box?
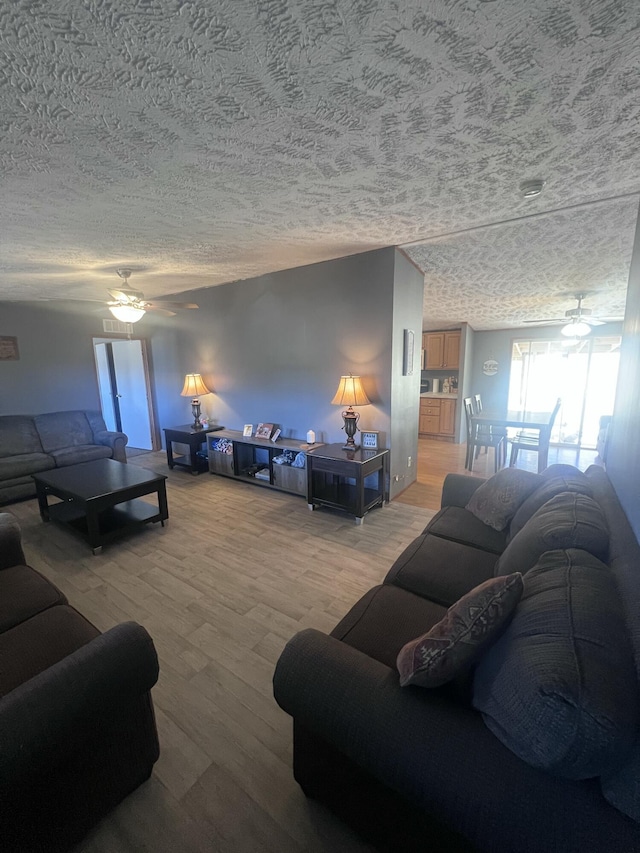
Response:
[523,318,562,324]
[151,301,199,310]
[107,289,134,302]
[147,306,177,316]
[586,318,606,326]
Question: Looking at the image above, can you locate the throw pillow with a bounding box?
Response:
[465,468,542,531]
[474,549,639,779]
[495,490,609,577]
[508,465,593,541]
[396,573,523,688]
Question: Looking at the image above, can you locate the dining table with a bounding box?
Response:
[471,408,554,472]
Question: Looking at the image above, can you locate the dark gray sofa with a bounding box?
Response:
[273,464,640,852]
[0,512,160,852]
[0,410,128,504]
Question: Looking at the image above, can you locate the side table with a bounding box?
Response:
[306,443,389,524]
[164,424,224,475]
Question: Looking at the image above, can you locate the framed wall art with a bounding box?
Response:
[0,336,19,361]
[403,329,415,376]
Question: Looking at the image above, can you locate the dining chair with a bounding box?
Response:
[473,394,508,467]
[464,397,505,473]
[509,398,562,472]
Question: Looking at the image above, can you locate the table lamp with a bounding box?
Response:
[181,373,211,429]
[331,374,370,450]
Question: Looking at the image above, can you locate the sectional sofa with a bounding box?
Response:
[0,512,160,852]
[274,463,640,852]
[0,410,128,504]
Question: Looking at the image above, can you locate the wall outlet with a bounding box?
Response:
[407,456,412,467]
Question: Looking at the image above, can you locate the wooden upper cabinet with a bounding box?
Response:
[443,332,460,369]
[423,331,460,369]
[424,333,445,369]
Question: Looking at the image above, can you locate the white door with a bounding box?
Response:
[93,339,154,450]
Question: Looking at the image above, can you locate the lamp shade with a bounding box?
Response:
[331,375,370,407]
[109,305,145,323]
[561,320,591,338]
[180,373,211,397]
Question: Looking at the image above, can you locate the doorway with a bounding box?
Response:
[93,337,157,451]
[507,335,621,449]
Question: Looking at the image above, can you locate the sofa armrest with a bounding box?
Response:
[0,621,159,789]
[440,473,484,508]
[0,514,26,570]
[93,429,128,462]
[274,629,633,852]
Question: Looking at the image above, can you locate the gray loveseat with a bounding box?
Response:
[274,464,640,852]
[0,512,159,852]
[0,410,128,504]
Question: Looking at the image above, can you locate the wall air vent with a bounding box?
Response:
[102,318,133,335]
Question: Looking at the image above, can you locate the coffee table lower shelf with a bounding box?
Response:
[47,498,165,552]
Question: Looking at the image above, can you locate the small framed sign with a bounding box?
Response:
[243,424,253,437]
[403,329,415,376]
[361,430,379,450]
[271,428,282,443]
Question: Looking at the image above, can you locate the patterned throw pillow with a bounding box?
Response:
[465,469,542,531]
[396,573,524,688]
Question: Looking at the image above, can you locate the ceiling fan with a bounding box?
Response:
[106,269,199,322]
[524,293,608,337]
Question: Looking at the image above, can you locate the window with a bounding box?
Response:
[508,336,620,448]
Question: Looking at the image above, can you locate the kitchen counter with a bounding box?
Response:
[420,392,459,399]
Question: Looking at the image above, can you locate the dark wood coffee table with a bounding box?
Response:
[32,458,168,554]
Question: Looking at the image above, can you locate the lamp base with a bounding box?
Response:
[342,442,360,451]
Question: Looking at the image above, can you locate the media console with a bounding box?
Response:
[207,431,389,523]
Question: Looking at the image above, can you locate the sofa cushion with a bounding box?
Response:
[384,533,498,606]
[508,464,593,541]
[34,411,94,453]
[465,468,542,531]
[0,565,67,632]
[495,491,609,577]
[50,445,112,467]
[331,584,447,669]
[424,506,508,555]
[0,453,55,479]
[0,416,44,457]
[473,549,639,779]
[397,573,523,688]
[0,605,100,699]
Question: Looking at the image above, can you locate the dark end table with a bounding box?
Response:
[163,424,224,474]
[306,443,389,524]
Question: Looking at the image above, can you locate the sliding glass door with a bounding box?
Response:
[508,336,621,448]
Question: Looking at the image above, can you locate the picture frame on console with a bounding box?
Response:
[243,424,253,437]
[255,423,274,439]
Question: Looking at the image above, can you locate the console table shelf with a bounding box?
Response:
[208,430,308,496]
[207,432,389,523]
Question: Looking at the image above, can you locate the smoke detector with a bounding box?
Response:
[520,179,546,199]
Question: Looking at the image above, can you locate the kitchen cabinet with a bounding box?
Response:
[419,397,457,440]
[422,331,460,369]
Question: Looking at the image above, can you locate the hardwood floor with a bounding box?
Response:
[7,455,431,853]
[396,437,601,511]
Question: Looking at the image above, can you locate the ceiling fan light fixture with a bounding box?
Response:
[109,304,145,323]
[561,320,591,337]
[520,179,546,199]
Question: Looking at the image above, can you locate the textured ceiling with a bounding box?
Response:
[1,0,640,329]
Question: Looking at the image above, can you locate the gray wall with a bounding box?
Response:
[0,301,103,414]
[389,252,424,492]
[607,203,640,537]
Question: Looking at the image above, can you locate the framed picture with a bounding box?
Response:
[255,422,274,439]
[0,336,19,361]
[271,428,282,443]
[403,329,415,376]
[243,424,253,437]
[361,430,379,450]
